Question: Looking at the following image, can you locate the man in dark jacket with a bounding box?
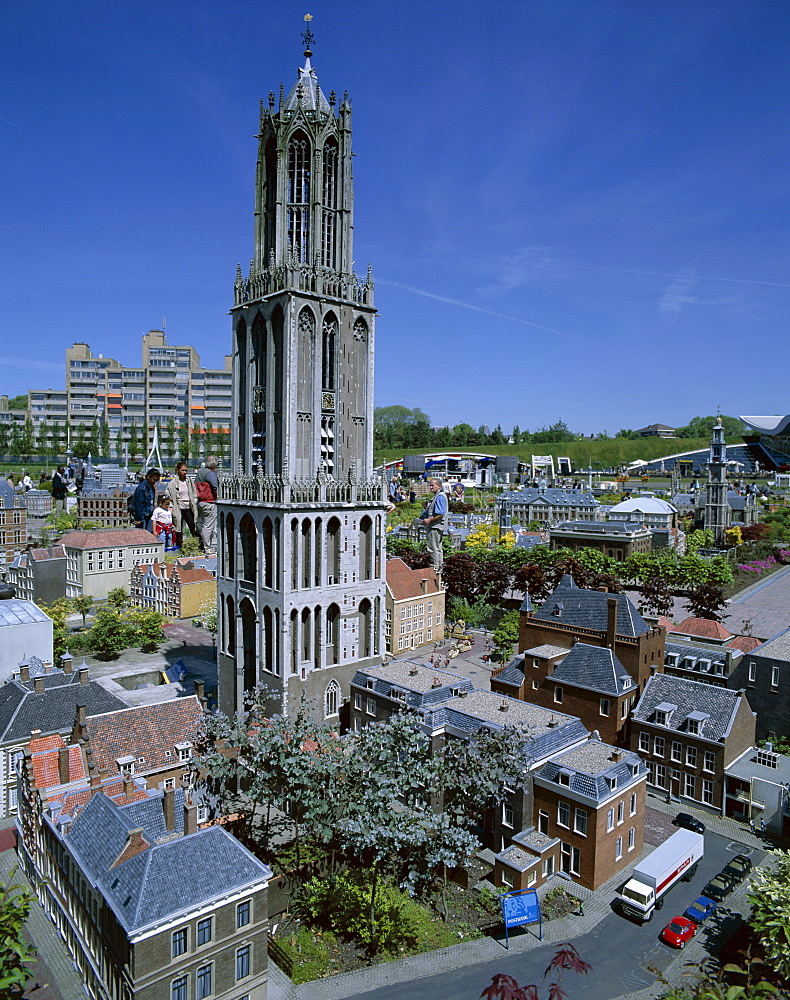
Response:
[130,468,161,533]
[52,466,68,513]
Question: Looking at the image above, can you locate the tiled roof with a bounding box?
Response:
[551,520,650,536]
[673,617,732,641]
[29,734,87,789]
[748,627,790,661]
[633,674,745,741]
[85,698,202,775]
[531,578,649,637]
[537,739,646,802]
[725,635,763,654]
[0,674,126,745]
[386,558,442,601]
[29,546,65,560]
[65,791,271,932]
[665,640,733,675]
[59,528,163,550]
[422,690,588,761]
[656,616,675,632]
[500,487,600,507]
[352,661,472,708]
[550,643,636,696]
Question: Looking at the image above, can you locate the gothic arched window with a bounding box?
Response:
[322,314,337,391]
[324,679,340,719]
[321,138,339,269]
[287,131,311,262]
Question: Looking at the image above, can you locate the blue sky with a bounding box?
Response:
[1,0,788,435]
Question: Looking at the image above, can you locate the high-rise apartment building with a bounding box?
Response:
[26,331,232,461]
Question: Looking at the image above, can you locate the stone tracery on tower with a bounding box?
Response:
[217,25,387,721]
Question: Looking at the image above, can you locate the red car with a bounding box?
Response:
[660,916,697,949]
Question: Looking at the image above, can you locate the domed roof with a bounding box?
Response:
[609,496,678,515]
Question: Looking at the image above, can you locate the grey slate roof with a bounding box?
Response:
[550,643,636,696]
[551,520,649,536]
[0,674,126,745]
[500,487,600,508]
[752,627,790,662]
[665,640,734,677]
[283,57,331,114]
[420,690,588,762]
[537,739,646,802]
[351,661,473,708]
[632,673,745,742]
[64,789,271,934]
[532,577,649,638]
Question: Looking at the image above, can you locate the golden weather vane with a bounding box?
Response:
[302,13,315,51]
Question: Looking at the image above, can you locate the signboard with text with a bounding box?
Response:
[500,888,541,947]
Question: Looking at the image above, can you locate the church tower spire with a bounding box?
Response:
[218,21,386,722]
[704,416,730,547]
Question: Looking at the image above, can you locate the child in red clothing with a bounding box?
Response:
[153,495,176,549]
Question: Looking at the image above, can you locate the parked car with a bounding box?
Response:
[684,895,717,924]
[702,873,736,902]
[721,854,752,882]
[660,916,697,949]
[672,812,706,835]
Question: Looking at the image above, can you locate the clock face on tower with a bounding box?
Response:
[321,391,335,412]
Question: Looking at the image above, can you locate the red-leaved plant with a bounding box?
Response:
[480,944,592,1000]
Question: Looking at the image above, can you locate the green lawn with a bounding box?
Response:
[374,437,725,471]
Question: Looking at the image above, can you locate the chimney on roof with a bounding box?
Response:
[184,801,198,836]
[610,749,623,763]
[163,787,176,831]
[61,651,73,675]
[123,774,134,799]
[499,699,509,712]
[590,729,600,741]
[58,746,70,784]
[409,664,418,676]
[432,675,441,688]
[89,770,103,796]
[606,597,618,650]
[19,661,30,683]
[78,667,89,685]
[194,680,206,708]
[34,676,45,694]
[30,728,41,738]
[420,577,428,594]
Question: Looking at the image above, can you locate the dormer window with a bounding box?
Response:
[686,711,709,736]
[175,742,193,763]
[117,755,136,775]
[556,770,571,786]
[366,679,375,690]
[654,702,677,727]
[390,688,406,701]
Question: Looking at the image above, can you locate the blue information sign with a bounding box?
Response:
[500,888,541,948]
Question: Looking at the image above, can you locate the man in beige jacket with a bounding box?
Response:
[165,461,199,548]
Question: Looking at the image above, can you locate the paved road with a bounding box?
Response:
[344,830,762,1000]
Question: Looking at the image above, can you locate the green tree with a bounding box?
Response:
[164,417,176,463]
[532,419,577,443]
[39,598,73,660]
[190,425,202,462]
[36,419,49,459]
[106,587,129,610]
[5,394,27,410]
[124,608,166,651]
[0,422,10,454]
[87,606,130,659]
[196,599,218,638]
[87,418,100,455]
[747,850,790,983]
[178,422,190,461]
[72,594,93,627]
[73,421,88,455]
[0,865,37,993]
[492,610,520,660]
[675,414,744,440]
[128,423,140,461]
[99,420,111,458]
[684,581,728,621]
[10,421,24,457]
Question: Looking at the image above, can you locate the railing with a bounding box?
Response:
[234,251,374,307]
[218,466,386,506]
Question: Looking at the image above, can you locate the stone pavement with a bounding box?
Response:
[268,797,767,1000]
[0,820,84,1000]
[726,563,790,641]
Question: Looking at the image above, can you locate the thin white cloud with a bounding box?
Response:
[659,278,701,317]
[377,278,587,344]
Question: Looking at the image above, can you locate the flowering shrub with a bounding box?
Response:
[737,557,777,575]
[779,549,790,564]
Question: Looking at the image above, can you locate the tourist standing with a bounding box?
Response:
[195,456,219,555]
[418,477,448,572]
[52,466,67,513]
[165,461,199,547]
[130,468,161,533]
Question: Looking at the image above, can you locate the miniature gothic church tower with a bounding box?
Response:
[703,417,730,547]
[216,25,387,721]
